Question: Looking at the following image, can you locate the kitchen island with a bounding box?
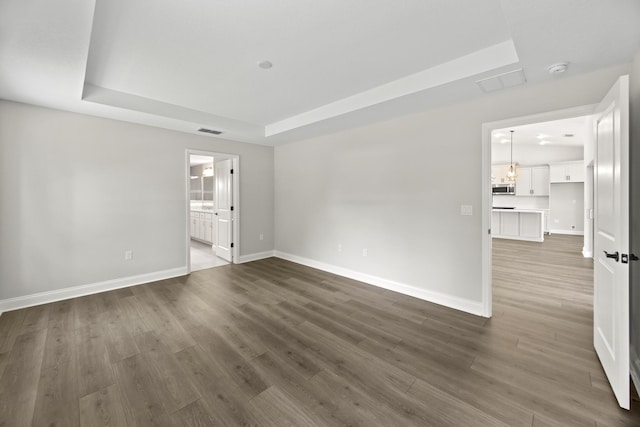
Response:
[492,208,545,242]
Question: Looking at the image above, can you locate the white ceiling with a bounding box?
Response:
[1,0,639,145]
[189,155,213,167]
[492,116,590,147]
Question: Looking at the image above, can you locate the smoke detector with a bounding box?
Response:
[547,62,569,74]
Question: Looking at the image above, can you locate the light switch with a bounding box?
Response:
[460,205,473,216]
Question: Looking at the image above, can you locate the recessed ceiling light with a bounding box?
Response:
[539,140,551,145]
[257,60,273,69]
[500,139,509,144]
[547,62,569,74]
[564,133,574,137]
[493,132,506,138]
[536,133,549,139]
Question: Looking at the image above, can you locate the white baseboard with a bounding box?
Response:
[582,249,593,258]
[0,266,189,314]
[273,251,485,317]
[549,229,584,236]
[237,251,275,264]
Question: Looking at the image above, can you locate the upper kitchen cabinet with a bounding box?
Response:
[549,161,585,183]
[515,165,549,196]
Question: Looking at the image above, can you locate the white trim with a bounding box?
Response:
[582,249,593,258]
[266,40,519,136]
[237,251,275,264]
[549,229,585,236]
[0,266,188,313]
[481,103,597,318]
[274,251,485,317]
[491,235,544,243]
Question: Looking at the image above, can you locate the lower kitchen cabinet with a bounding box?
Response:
[492,210,544,242]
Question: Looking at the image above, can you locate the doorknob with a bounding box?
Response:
[603,250,619,262]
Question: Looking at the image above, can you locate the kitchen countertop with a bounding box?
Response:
[492,208,547,213]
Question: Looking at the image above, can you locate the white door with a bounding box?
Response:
[214,159,233,262]
[593,75,629,409]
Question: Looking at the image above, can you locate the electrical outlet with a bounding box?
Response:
[125,250,133,261]
[362,248,368,257]
[338,244,342,252]
[259,233,264,241]
[460,205,473,216]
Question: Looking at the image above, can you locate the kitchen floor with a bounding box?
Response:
[190,239,229,271]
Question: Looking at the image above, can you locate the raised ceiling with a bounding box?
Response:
[1,0,639,145]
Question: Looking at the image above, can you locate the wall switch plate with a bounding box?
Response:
[259,233,264,241]
[460,205,473,216]
[362,248,368,257]
[125,250,133,261]
[338,244,342,252]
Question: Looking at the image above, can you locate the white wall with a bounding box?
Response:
[549,183,585,234]
[274,64,630,314]
[492,143,583,166]
[492,195,548,210]
[0,101,274,304]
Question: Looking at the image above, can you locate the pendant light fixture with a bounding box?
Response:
[506,130,517,181]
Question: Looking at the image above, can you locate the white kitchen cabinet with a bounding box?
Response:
[491,212,501,235]
[515,166,549,196]
[549,161,585,183]
[520,212,543,239]
[501,212,520,236]
[492,209,544,242]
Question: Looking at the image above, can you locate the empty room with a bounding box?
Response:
[1,0,640,425]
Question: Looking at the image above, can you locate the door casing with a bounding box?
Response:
[185,149,240,271]
[481,104,596,317]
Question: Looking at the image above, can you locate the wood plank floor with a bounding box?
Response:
[1,234,640,425]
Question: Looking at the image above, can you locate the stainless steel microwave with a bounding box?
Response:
[492,184,515,195]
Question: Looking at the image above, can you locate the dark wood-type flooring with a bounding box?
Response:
[1,235,639,425]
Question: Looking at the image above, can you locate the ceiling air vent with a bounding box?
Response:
[198,128,222,135]
[475,68,527,93]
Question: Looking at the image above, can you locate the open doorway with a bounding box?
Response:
[186,150,240,272]
[481,105,595,316]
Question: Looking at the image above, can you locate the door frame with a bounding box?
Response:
[185,149,240,272]
[481,104,596,317]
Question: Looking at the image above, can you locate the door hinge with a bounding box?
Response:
[488,228,491,235]
[230,168,234,174]
[230,206,234,211]
[231,243,234,248]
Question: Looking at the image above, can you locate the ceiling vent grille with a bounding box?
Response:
[475,68,527,93]
[198,128,222,135]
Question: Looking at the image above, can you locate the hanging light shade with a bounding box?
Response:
[506,130,517,181]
